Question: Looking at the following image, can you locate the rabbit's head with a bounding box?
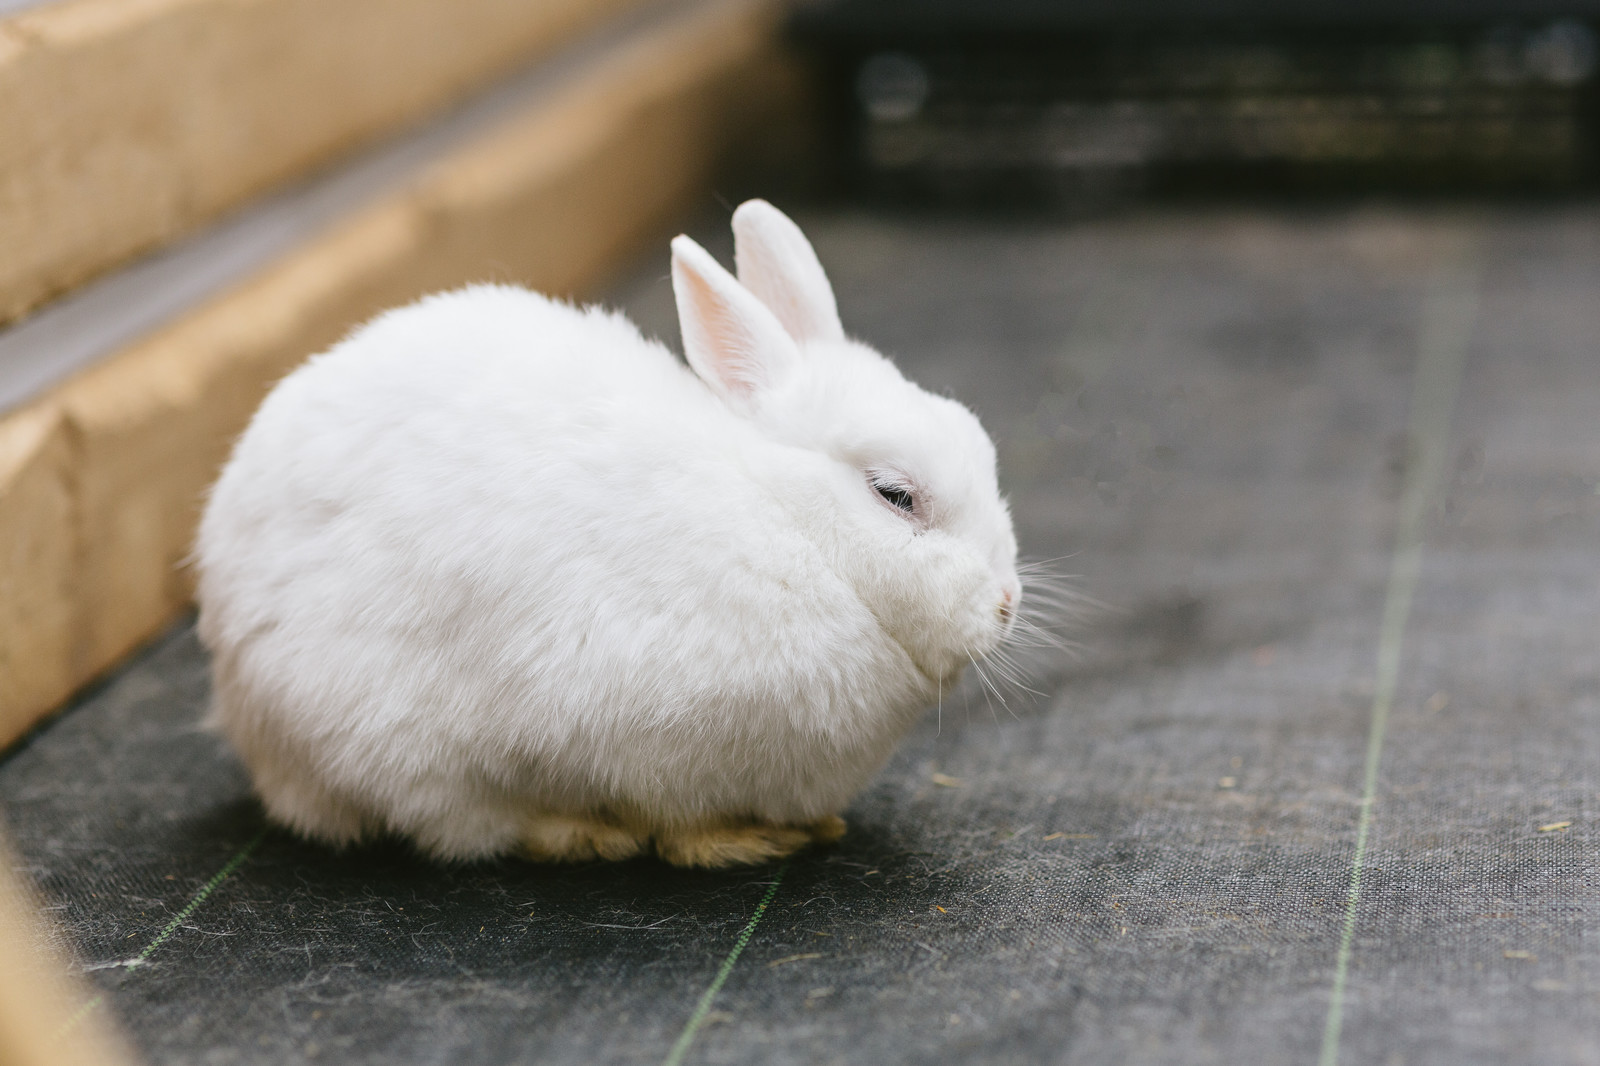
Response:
[672,201,1019,690]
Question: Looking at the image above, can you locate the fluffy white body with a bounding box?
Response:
[196,201,1018,866]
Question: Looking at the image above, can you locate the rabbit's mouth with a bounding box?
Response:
[894,624,999,695]
[870,612,963,696]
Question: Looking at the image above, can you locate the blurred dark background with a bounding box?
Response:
[790,0,1600,205]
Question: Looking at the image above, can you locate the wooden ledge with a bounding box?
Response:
[0,0,654,327]
[0,828,131,1066]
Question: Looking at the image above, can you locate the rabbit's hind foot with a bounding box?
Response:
[519,812,647,863]
[654,816,847,868]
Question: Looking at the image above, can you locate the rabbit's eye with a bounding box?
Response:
[874,482,915,514]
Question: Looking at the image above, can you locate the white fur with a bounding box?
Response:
[195,201,1019,860]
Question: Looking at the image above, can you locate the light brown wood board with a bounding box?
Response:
[0,826,133,1066]
[0,0,655,328]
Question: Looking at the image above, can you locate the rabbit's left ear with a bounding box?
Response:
[672,235,801,412]
[732,200,845,345]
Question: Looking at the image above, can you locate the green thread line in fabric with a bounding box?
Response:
[661,860,789,1066]
[130,828,267,967]
[1317,257,1476,1066]
[52,829,267,1044]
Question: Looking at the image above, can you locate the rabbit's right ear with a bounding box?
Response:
[732,200,845,345]
[672,235,801,413]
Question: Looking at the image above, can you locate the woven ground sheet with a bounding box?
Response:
[2,205,1598,1065]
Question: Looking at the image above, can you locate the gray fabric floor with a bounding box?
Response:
[3,204,1599,1065]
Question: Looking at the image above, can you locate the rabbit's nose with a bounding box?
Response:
[997,585,1017,625]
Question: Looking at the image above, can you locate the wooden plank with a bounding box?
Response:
[0,0,801,746]
[0,0,652,327]
[0,403,75,743]
[0,832,131,1066]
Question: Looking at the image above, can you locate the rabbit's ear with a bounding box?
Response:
[672,235,801,410]
[732,200,845,345]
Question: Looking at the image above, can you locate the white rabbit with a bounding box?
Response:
[195,200,1020,868]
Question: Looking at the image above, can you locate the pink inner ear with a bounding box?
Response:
[672,235,800,407]
[678,266,760,396]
